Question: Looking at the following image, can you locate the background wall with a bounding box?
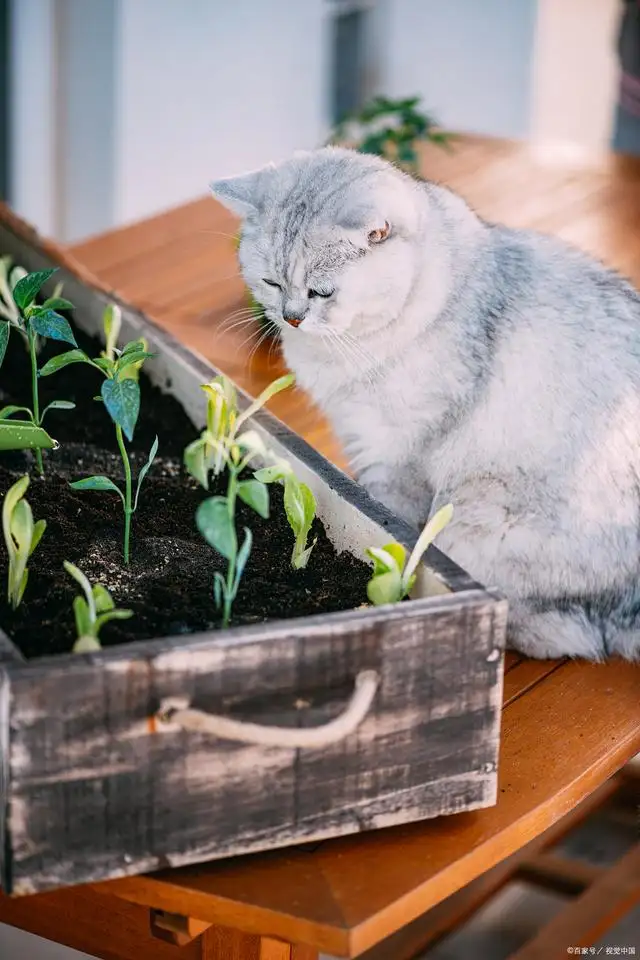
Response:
[530,0,619,162]
[383,0,538,139]
[113,0,328,226]
[6,0,624,244]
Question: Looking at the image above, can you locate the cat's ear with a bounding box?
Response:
[339,206,393,248]
[367,221,391,244]
[210,166,273,218]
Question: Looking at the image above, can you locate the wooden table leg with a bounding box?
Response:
[201,926,318,959]
[0,889,318,960]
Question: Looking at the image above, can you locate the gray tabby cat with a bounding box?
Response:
[211,146,640,662]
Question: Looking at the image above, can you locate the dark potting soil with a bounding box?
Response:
[0,319,371,659]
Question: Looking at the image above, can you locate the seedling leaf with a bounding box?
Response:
[133,435,159,510]
[283,476,316,568]
[41,400,76,421]
[65,560,133,650]
[0,406,34,421]
[253,462,290,483]
[116,350,155,375]
[120,337,147,357]
[72,596,93,639]
[234,527,253,587]
[95,608,133,630]
[69,475,125,504]
[236,429,267,465]
[0,420,57,451]
[403,503,454,585]
[366,569,403,606]
[13,268,57,311]
[3,475,46,608]
[93,357,114,374]
[184,436,210,489]
[101,378,140,441]
[30,518,47,556]
[213,571,225,609]
[196,496,237,562]
[235,373,295,428]
[103,304,122,360]
[365,544,405,577]
[92,583,115,613]
[0,322,8,368]
[42,296,74,312]
[238,479,269,519]
[29,309,77,346]
[39,349,93,376]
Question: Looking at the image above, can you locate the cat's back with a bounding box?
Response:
[432,221,640,480]
[487,222,640,356]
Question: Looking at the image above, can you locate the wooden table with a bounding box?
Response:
[1,134,640,959]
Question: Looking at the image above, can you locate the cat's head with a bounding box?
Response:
[211,147,425,338]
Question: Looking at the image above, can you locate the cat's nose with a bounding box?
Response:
[282,309,305,328]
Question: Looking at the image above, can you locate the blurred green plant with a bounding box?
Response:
[328,94,451,176]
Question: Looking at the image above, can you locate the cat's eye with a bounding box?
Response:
[308,289,333,299]
[262,278,281,289]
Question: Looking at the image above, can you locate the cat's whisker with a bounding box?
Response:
[246,323,278,368]
[197,228,243,242]
[340,332,380,388]
[235,324,270,355]
[326,329,376,387]
[192,300,253,327]
[342,331,379,371]
[323,329,369,384]
[267,327,283,365]
[220,314,264,335]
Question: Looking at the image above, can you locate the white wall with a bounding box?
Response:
[382,0,539,139]
[530,0,619,162]
[10,0,622,242]
[9,0,329,241]
[113,0,329,227]
[9,0,57,236]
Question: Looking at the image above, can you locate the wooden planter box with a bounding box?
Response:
[0,206,508,896]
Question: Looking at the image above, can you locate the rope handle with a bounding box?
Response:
[155,669,379,749]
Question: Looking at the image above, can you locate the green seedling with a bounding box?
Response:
[0,419,58,452]
[102,303,147,381]
[0,264,77,475]
[0,256,27,325]
[64,561,132,653]
[328,94,451,175]
[254,460,317,569]
[2,475,46,609]
[184,374,239,487]
[40,304,159,564]
[365,503,454,606]
[186,372,295,627]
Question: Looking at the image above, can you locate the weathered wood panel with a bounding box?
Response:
[3,592,506,894]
